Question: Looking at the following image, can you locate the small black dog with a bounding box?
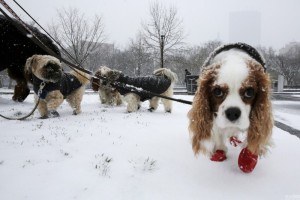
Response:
[0,14,60,102]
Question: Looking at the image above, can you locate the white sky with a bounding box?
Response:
[4,0,300,50]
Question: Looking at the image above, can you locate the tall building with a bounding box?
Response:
[229,11,261,47]
[279,41,300,55]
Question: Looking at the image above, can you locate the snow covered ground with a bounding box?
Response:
[273,100,300,130]
[1,93,300,200]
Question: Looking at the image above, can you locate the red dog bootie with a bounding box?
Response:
[210,150,227,162]
[238,148,258,173]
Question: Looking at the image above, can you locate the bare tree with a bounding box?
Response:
[85,43,116,72]
[173,40,222,73]
[277,48,300,86]
[141,1,185,66]
[166,40,222,84]
[128,32,152,75]
[261,46,300,86]
[48,7,105,68]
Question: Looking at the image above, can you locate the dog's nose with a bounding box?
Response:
[225,107,241,122]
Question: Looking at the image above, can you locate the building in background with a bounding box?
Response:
[279,41,300,55]
[229,11,261,47]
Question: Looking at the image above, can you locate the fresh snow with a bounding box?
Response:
[1,93,300,200]
[273,100,300,130]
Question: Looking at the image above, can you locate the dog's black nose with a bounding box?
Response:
[225,107,241,122]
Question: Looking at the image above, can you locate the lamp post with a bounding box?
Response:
[160,34,165,68]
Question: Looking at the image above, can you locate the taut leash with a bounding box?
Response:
[0,0,193,118]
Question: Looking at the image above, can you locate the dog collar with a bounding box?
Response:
[32,75,59,99]
[202,42,266,72]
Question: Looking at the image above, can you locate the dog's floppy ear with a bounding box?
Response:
[91,70,102,91]
[24,55,38,83]
[188,65,218,155]
[247,61,273,156]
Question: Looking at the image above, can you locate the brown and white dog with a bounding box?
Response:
[91,66,123,106]
[25,55,89,118]
[188,43,273,173]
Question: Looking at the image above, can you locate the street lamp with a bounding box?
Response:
[160,34,165,68]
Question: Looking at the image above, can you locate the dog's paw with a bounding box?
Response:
[48,110,60,118]
[39,115,49,119]
[73,110,78,115]
[148,107,154,112]
[13,86,30,102]
[238,148,258,173]
[210,150,227,162]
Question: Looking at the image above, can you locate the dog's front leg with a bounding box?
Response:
[45,91,64,117]
[124,93,140,113]
[210,131,228,162]
[148,96,159,112]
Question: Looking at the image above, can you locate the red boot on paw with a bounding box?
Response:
[210,150,227,162]
[238,148,258,173]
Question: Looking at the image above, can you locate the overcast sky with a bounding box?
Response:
[5,0,300,50]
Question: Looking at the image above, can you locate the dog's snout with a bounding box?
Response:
[46,67,53,72]
[225,107,241,122]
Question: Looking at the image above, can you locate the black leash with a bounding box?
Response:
[110,81,193,105]
[0,0,92,75]
[11,0,80,66]
[0,82,46,120]
[0,99,40,120]
[0,0,193,113]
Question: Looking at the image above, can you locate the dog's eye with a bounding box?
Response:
[244,88,254,98]
[213,88,224,97]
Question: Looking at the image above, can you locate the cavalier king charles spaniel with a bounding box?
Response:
[188,43,273,173]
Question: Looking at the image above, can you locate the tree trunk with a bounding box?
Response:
[8,78,13,89]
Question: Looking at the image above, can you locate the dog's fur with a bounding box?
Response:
[147,68,178,113]
[188,48,273,161]
[0,15,61,102]
[25,55,89,118]
[91,66,123,106]
[92,67,177,113]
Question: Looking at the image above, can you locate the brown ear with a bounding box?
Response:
[247,62,273,155]
[188,66,218,155]
[24,55,37,83]
[91,70,102,91]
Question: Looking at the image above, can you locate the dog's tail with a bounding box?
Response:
[70,69,90,86]
[153,68,178,84]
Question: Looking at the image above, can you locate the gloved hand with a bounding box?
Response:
[106,70,121,82]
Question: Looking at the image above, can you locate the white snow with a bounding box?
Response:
[1,93,300,200]
[273,100,300,130]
